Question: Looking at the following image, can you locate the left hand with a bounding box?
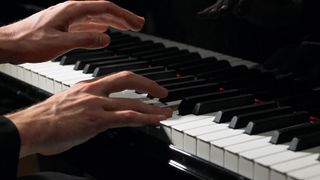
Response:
[0,0,145,63]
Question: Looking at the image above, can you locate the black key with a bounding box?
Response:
[150,52,201,66]
[229,106,294,129]
[214,101,278,123]
[60,50,113,65]
[193,94,255,115]
[198,65,249,81]
[271,122,320,144]
[117,43,164,55]
[155,76,196,86]
[109,36,140,46]
[108,40,151,51]
[245,111,309,135]
[53,49,88,62]
[93,61,148,77]
[159,83,220,102]
[108,32,128,39]
[141,70,177,80]
[178,89,245,115]
[140,49,188,61]
[74,55,129,70]
[131,66,165,74]
[114,41,154,53]
[162,79,207,90]
[132,47,178,57]
[178,60,231,75]
[289,130,320,151]
[83,57,139,73]
[167,57,212,70]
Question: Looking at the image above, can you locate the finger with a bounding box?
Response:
[69,22,109,32]
[59,31,111,50]
[102,110,168,128]
[92,71,168,98]
[75,15,130,31]
[57,1,144,31]
[103,98,173,117]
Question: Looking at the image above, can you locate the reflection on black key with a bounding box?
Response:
[245,111,309,135]
[141,49,188,61]
[178,60,230,75]
[214,101,278,123]
[93,61,148,77]
[193,94,254,115]
[83,57,138,73]
[60,50,113,65]
[150,53,201,66]
[159,83,219,103]
[74,55,129,70]
[289,130,320,151]
[230,106,294,129]
[141,70,177,80]
[155,76,196,86]
[167,58,209,70]
[109,36,140,46]
[178,89,244,115]
[132,47,177,57]
[117,43,164,55]
[162,79,207,90]
[108,40,151,50]
[198,65,249,82]
[131,66,165,74]
[271,122,320,144]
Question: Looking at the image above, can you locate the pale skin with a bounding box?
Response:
[0,1,173,158]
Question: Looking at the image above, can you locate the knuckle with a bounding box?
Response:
[122,110,137,119]
[118,71,136,79]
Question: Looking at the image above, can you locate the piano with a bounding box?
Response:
[2,28,320,180]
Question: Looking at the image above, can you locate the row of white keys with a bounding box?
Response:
[270,154,319,180]
[171,117,216,149]
[210,132,268,168]
[160,112,216,141]
[254,146,320,180]
[184,123,229,155]
[287,163,320,180]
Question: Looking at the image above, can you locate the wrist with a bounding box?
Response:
[5,110,35,158]
[0,25,20,63]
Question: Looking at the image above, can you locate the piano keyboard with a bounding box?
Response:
[1,30,320,180]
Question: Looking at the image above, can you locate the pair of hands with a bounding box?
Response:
[1,1,172,158]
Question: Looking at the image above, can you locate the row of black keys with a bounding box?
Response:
[54,31,320,154]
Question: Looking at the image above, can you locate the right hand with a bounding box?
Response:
[6,71,173,158]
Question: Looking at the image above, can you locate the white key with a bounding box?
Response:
[223,137,271,173]
[210,133,266,167]
[270,154,319,180]
[288,164,320,180]
[171,117,214,149]
[183,123,229,155]
[197,128,245,160]
[160,112,215,143]
[238,143,289,179]
[254,146,320,180]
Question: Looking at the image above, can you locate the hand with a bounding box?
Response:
[5,71,173,158]
[198,0,250,19]
[198,0,301,27]
[0,0,145,63]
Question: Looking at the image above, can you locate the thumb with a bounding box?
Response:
[62,32,111,50]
